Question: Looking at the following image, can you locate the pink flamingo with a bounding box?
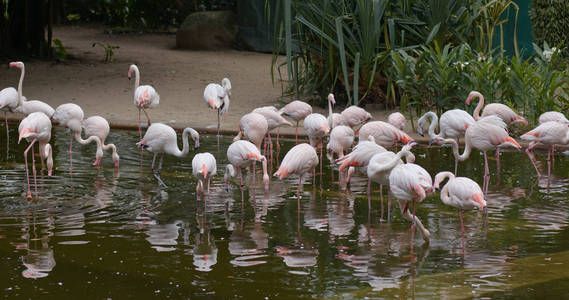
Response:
[337,136,386,189]
[274,143,319,202]
[367,143,416,221]
[82,116,120,167]
[224,140,269,192]
[9,62,54,117]
[389,162,433,243]
[303,113,329,174]
[192,152,217,200]
[233,112,268,151]
[387,112,406,130]
[279,100,312,144]
[430,116,521,192]
[52,103,87,170]
[326,125,354,161]
[433,171,486,251]
[18,112,53,199]
[539,111,569,124]
[358,121,413,148]
[203,78,231,136]
[326,94,344,129]
[521,121,569,178]
[252,106,292,157]
[128,64,160,139]
[340,105,372,130]
[137,123,199,188]
[467,91,527,126]
[0,79,19,146]
[417,110,475,144]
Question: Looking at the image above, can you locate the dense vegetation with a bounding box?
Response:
[271,0,568,124]
[530,0,569,57]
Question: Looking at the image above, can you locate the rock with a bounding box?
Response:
[176,10,238,50]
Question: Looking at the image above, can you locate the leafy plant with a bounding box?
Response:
[92,42,120,62]
[530,0,569,57]
[52,38,68,62]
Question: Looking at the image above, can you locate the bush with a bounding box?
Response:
[530,0,569,57]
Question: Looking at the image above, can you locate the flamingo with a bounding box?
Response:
[432,171,486,251]
[417,110,475,144]
[9,62,54,117]
[367,143,416,221]
[279,100,312,144]
[252,106,292,157]
[18,112,53,200]
[539,111,569,124]
[340,105,372,130]
[326,93,344,129]
[203,78,231,136]
[326,125,354,161]
[388,112,406,130]
[303,113,329,174]
[273,143,319,202]
[137,123,199,188]
[389,162,433,243]
[82,116,120,167]
[521,121,569,178]
[337,136,386,189]
[128,64,160,139]
[52,103,88,170]
[233,112,268,151]
[224,140,269,192]
[192,152,217,200]
[430,116,521,192]
[466,91,527,126]
[0,82,19,146]
[358,121,413,148]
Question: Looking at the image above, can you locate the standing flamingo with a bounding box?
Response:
[337,136,386,189]
[466,91,527,126]
[367,143,416,221]
[326,125,354,161]
[128,64,160,139]
[203,78,231,136]
[279,100,312,144]
[340,105,372,130]
[9,62,54,117]
[303,113,329,175]
[52,103,87,170]
[388,112,406,131]
[233,112,268,151]
[433,171,486,251]
[389,162,433,243]
[192,152,217,200]
[417,110,475,144]
[82,116,120,167]
[273,143,319,202]
[224,140,269,191]
[430,116,521,192]
[358,121,413,148]
[252,106,292,157]
[0,82,19,147]
[18,112,53,199]
[521,121,569,178]
[137,123,200,188]
[326,94,344,129]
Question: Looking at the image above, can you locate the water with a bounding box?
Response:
[1,123,569,298]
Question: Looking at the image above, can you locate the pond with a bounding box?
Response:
[1,123,569,298]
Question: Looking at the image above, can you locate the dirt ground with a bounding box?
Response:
[0,25,404,138]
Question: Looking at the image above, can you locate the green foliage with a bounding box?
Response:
[52,39,68,62]
[530,0,569,57]
[92,42,120,63]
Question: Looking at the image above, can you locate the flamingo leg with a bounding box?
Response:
[142,108,151,126]
[483,152,490,194]
[69,133,73,173]
[295,121,299,144]
[380,184,384,222]
[32,142,38,198]
[547,147,552,179]
[4,112,9,159]
[367,179,371,214]
[217,110,221,137]
[276,128,280,151]
[23,139,36,200]
[138,108,142,139]
[387,191,391,223]
[525,141,541,176]
[269,132,273,163]
[153,154,167,188]
[495,148,500,175]
[454,158,458,176]
[239,167,244,188]
[319,137,323,177]
[552,144,555,167]
[297,176,302,206]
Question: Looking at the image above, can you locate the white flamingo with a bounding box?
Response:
[203,78,231,136]
[192,152,217,200]
[9,62,54,117]
[128,64,160,138]
[224,140,269,192]
[82,116,120,167]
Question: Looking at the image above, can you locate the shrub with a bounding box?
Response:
[530,0,569,57]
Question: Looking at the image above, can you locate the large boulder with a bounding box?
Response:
[176,10,238,50]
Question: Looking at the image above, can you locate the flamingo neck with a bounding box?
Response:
[224,164,236,186]
[425,111,440,139]
[133,66,140,91]
[103,143,120,163]
[472,93,484,121]
[39,142,53,175]
[444,138,471,161]
[434,171,454,206]
[17,65,25,107]
[74,131,104,157]
[169,127,197,157]
[328,98,334,122]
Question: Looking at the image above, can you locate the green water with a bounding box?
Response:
[1,123,569,299]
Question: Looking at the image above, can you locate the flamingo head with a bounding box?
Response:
[515,115,528,126]
[428,136,444,147]
[472,192,487,210]
[321,124,329,135]
[127,64,136,79]
[9,61,23,69]
[465,91,481,106]
[208,97,216,109]
[18,127,34,143]
[328,93,335,105]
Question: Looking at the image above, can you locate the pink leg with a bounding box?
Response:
[367,179,371,213]
[269,132,273,163]
[319,137,323,176]
[239,168,244,188]
[4,112,9,158]
[295,121,299,144]
[411,199,416,247]
[525,142,541,176]
[380,185,384,222]
[23,140,36,200]
[32,143,38,197]
[217,111,221,137]
[460,208,465,254]
[138,108,142,139]
[297,176,302,205]
[495,148,500,176]
[143,108,151,126]
[69,134,73,173]
[547,147,552,179]
[483,152,490,194]
[387,191,391,223]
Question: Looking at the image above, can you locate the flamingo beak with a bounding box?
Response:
[472,193,486,210]
[18,127,32,144]
[137,97,143,107]
[321,124,329,134]
[128,70,132,80]
[9,62,18,68]
[208,98,215,109]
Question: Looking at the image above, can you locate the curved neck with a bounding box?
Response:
[373,147,412,174]
[74,131,103,149]
[17,66,25,106]
[472,94,484,121]
[328,98,333,120]
[169,128,196,157]
[132,66,140,91]
[442,138,471,161]
[426,112,440,139]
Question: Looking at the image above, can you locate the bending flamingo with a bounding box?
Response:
[18,112,53,200]
[430,116,521,192]
[433,171,486,251]
[203,78,231,136]
[367,143,416,221]
[52,103,88,170]
[539,111,569,124]
[340,105,372,130]
[9,62,54,117]
[192,152,217,200]
[388,112,406,131]
[521,121,569,178]
[417,110,475,144]
[279,100,312,144]
[326,125,354,161]
[389,162,433,243]
[233,112,268,151]
[337,136,386,188]
[326,94,344,129]
[358,121,413,148]
[137,123,199,188]
[274,143,319,201]
[252,106,292,157]
[128,64,160,138]
[83,116,120,167]
[224,140,269,192]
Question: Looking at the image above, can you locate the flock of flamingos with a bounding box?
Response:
[2,61,569,247]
